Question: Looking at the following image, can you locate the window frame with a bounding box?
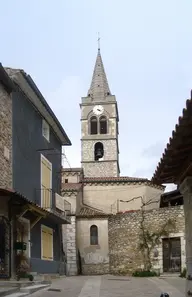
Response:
[41,225,53,261]
[90,225,99,245]
[42,119,50,142]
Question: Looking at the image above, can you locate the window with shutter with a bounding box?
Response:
[41,225,53,261]
[41,155,52,208]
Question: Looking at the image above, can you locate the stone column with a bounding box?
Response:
[62,216,78,276]
[180,177,192,296]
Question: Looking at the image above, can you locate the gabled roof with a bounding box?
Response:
[152,91,192,184]
[5,68,71,146]
[87,49,111,101]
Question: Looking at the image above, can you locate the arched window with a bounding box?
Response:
[94,142,104,161]
[100,116,107,134]
[90,116,98,135]
[90,225,98,245]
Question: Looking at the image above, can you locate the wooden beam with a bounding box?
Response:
[30,216,44,229]
[28,204,46,217]
[16,206,29,220]
[177,162,192,184]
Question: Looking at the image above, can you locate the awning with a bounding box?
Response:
[152,92,192,184]
[0,188,70,225]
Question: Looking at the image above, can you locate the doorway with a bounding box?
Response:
[163,237,181,273]
[0,217,10,278]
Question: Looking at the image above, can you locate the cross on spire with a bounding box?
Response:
[98,32,100,51]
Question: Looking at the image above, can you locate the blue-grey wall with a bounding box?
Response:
[12,89,62,203]
[12,88,64,273]
[30,218,62,274]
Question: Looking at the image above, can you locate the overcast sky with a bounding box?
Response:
[1,0,192,191]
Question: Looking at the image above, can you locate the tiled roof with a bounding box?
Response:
[77,205,108,217]
[83,176,149,183]
[62,183,82,191]
[152,93,192,184]
[0,188,69,224]
[62,167,82,172]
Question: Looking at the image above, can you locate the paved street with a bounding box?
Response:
[31,275,185,297]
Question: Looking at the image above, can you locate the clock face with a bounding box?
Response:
[93,105,104,115]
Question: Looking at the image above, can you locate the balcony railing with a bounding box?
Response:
[35,188,71,220]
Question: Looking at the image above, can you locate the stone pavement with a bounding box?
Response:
[30,275,185,297]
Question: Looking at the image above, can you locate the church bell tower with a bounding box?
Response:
[80,48,120,177]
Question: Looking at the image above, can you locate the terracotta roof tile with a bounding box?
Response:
[62,183,82,191]
[152,93,192,183]
[0,188,69,224]
[62,167,82,172]
[77,205,108,217]
[82,176,149,182]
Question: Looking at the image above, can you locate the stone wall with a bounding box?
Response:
[108,206,185,275]
[62,216,78,276]
[82,263,109,275]
[77,218,109,275]
[0,84,12,188]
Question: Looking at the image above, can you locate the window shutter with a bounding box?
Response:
[41,226,53,261]
[41,157,52,208]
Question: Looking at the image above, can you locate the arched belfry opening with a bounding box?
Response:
[99,116,107,134]
[90,116,98,135]
[94,142,104,161]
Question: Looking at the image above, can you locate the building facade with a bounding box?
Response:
[62,49,185,276]
[0,65,71,278]
[152,93,192,296]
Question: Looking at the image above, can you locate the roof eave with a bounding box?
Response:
[0,63,15,93]
[22,73,71,146]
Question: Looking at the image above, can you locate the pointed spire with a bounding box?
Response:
[88,49,111,101]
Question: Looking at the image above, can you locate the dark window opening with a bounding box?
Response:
[90,225,98,245]
[65,179,68,183]
[100,116,107,134]
[94,142,104,161]
[90,116,98,135]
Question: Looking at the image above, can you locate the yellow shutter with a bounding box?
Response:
[41,225,53,261]
[41,156,52,208]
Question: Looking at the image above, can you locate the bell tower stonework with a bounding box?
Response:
[80,49,120,177]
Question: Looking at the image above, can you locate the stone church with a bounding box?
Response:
[61,49,185,276]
